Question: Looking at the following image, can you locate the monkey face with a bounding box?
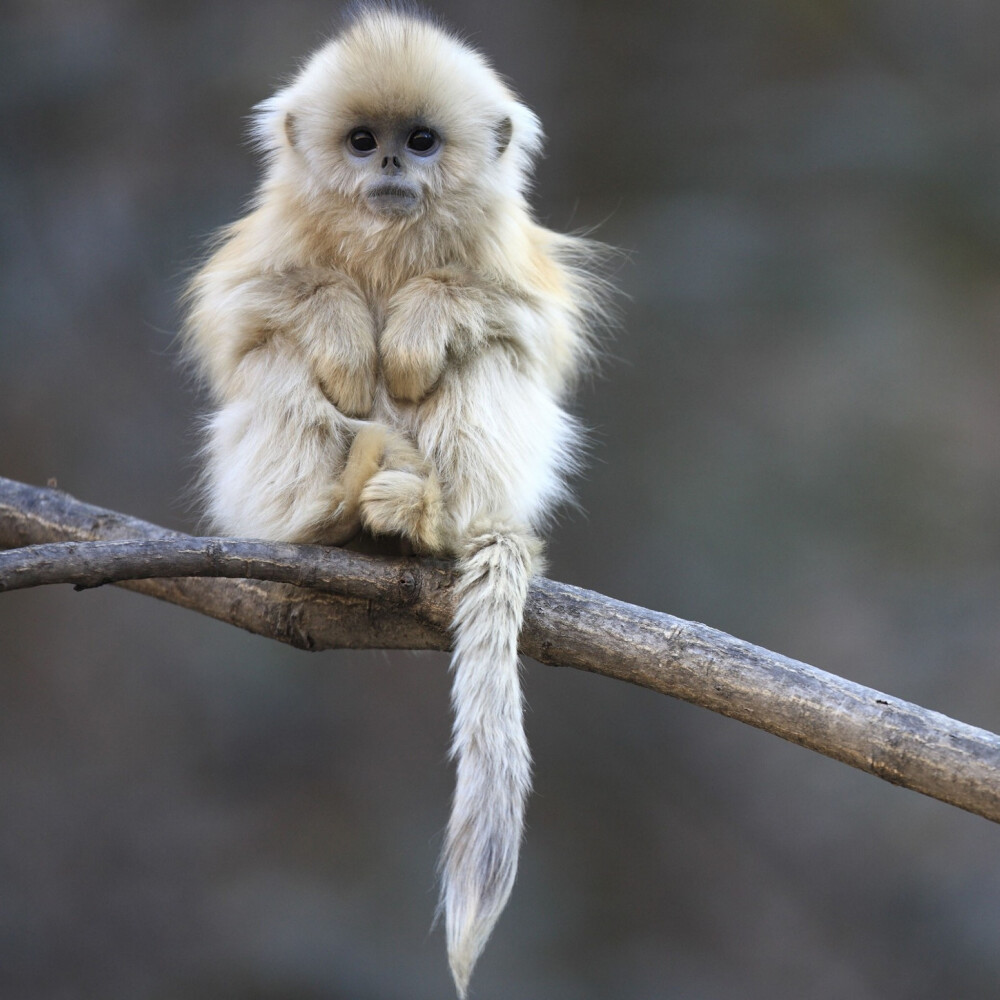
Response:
[343,120,443,217]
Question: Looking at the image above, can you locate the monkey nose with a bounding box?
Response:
[381,155,402,172]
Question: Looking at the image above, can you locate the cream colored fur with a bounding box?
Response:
[184,6,605,994]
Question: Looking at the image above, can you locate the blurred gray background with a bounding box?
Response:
[3,1,1000,997]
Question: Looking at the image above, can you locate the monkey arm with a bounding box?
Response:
[258,268,378,419]
[187,262,377,419]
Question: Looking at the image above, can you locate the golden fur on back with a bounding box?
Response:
[184,5,607,994]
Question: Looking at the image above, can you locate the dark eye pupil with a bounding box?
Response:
[349,129,376,152]
[407,129,435,152]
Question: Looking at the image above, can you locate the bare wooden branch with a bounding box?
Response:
[0,477,451,652]
[0,535,456,623]
[2,475,999,825]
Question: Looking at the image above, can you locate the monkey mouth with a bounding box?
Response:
[366,183,421,215]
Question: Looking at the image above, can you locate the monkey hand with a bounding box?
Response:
[380,270,495,402]
[311,322,378,418]
[287,269,378,418]
[378,276,456,403]
[342,424,446,552]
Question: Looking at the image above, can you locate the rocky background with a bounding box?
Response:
[2,1,999,997]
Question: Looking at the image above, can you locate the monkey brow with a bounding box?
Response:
[341,97,436,128]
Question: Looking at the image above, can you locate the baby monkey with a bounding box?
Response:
[185,5,605,994]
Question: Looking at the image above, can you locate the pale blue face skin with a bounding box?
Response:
[344,120,444,216]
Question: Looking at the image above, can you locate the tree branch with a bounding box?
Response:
[0,535,457,624]
[2,475,999,824]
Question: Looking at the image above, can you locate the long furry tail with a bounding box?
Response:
[442,526,540,998]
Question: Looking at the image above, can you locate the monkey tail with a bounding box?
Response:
[441,525,539,998]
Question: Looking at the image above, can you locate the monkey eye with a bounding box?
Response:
[348,128,377,154]
[406,128,440,155]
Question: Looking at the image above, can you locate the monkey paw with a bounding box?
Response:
[311,311,379,416]
[378,328,447,403]
[359,469,444,552]
[316,357,377,418]
[296,274,379,417]
[380,281,453,402]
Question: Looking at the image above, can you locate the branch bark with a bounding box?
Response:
[2,475,999,824]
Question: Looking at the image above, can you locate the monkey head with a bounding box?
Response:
[252,7,542,225]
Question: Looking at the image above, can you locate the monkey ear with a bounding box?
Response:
[493,117,513,158]
[283,112,299,149]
